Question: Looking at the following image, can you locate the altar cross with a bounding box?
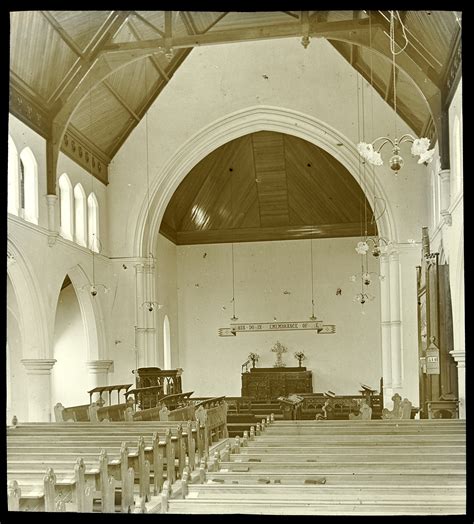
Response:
[271,341,288,367]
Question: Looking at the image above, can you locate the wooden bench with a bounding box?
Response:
[131,392,195,423]
[7,421,199,512]
[54,402,91,423]
[89,399,135,422]
[162,419,466,515]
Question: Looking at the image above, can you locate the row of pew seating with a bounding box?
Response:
[7,397,229,513]
[7,413,466,514]
[162,418,466,515]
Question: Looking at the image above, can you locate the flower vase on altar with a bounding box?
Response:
[248,352,259,369]
[294,351,306,367]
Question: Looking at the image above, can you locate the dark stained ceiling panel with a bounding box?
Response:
[160,131,378,245]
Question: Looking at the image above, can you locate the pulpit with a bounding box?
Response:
[241,367,313,400]
[132,367,183,409]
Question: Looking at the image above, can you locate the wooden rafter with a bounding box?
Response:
[103,80,140,122]
[107,49,192,158]
[11,10,459,188]
[180,11,198,35]
[201,12,229,34]
[46,57,82,106]
[131,11,165,37]
[127,19,170,82]
[372,11,441,87]
[40,11,84,58]
[164,11,172,39]
[350,11,364,65]
[46,11,131,193]
[50,12,131,115]
[100,18,383,55]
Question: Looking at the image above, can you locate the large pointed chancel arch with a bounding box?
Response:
[134,105,397,257]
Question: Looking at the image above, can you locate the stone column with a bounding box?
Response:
[439,169,452,226]
[135,263,147,367]
[379,254,392,405]
[86,360,113,390]
[144,258,157,367]
[389,251,402,392]
[45,195,58,232]
[450,350,465,419]
[21,358,56,422]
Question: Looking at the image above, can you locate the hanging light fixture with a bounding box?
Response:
[309,233,317,321]
[351,20,382,310]
[141,59,162,314]
[352,250,376,309]
[81,36,108,298]
[354,12,394,263]
[230,243,238,321]
[356,11,435,174]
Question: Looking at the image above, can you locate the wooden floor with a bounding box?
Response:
[165,419,466,515]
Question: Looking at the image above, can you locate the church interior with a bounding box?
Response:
[7,10,465,515]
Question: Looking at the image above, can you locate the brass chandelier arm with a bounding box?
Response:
[397,133,416,145]
[371,136,396,152]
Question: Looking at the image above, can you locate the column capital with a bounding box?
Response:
[7,250,16,267]
[135,262,146,273]
[45,194,59,203]
[21,358,57,373]
[438,168,451,180]
[449,350,465,367]
[440,210,452,226]
[86,359,113,373]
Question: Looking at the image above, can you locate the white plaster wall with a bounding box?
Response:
[177,237,382,397]
[102,258,140,385]
[51,284,89,408]
[108,38,430,258]
[398,247,423,405]
[156,234,180,368]
[7,276,29,422]
[57,153,109,255]
[8,114,109,254]
[429,80,464,357]
[449,80,463,202]
[7,218,112,363]
[8,114,48,229]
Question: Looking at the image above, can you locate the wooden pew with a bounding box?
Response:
[194,397,229,448]
[130,396,228,458]
[165,488,466,515]
[7,444,133,512]
[8,427,176,495]
[131,392,195,422]
[163,419,466,515]
[54,402,91,422]
[7,421,198,512]
[89,398,136,422]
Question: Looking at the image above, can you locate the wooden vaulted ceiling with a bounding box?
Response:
[160,131,378,244]
[9,10,462,190]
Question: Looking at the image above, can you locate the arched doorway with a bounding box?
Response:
[51,275,89,410]
[6,275,28,423]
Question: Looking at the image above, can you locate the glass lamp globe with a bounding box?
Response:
[372,245,381,257]
[389,154,404,172]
